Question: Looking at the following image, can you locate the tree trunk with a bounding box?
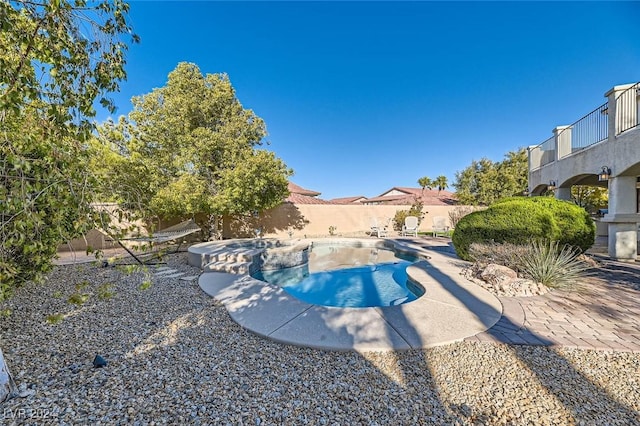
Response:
[208,214,222,241]
[0,347,16,402]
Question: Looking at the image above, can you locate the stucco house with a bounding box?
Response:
[362,187,457,206]
[329,196,367,204]
[285,182,333,205]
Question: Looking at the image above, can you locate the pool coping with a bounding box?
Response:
[196,238,503,352]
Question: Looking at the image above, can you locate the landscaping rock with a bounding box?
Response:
[480,263,517,286]
[474,264,550,297]
[507,278,550,297]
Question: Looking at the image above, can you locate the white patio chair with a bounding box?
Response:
[432,216,450,237]
[401,216,419,237]
[370,217,390,238]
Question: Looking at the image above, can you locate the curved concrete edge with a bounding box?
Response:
[198,247,503,352]
[188,237,433,270]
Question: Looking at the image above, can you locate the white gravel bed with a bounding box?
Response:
[1,253,639,425]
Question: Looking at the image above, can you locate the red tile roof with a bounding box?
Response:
[367,187,457,206]
[329,196,367,204]
[285,193,334,205]
[285,181,332,204]
[283,184,456,206]
[287,182,321,197]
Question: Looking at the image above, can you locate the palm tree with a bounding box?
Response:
[434,175,448,194]
[418,177,433,196]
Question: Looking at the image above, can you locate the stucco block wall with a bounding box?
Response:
[60,203,471,251]
[57,203,149,252]
[224,203,469,238]
[57,229,117,252]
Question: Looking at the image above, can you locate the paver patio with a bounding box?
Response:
[466,256,640,352]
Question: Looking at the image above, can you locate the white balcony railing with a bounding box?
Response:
[529,82,639,171]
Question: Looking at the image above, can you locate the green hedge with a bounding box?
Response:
[452,197,595,261]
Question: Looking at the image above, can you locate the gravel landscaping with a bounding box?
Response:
[1,253,639,425]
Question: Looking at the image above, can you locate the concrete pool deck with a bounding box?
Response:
[197,238,503,352]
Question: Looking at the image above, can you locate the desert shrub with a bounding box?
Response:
[517,240,591,289]
[393,210,410,232]
[393,199,425,231]
[469,240,591,289]
[448,206,482,229]
[452,197,594,261]
[468,242,532,272]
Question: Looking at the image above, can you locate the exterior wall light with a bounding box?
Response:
[548,181,557,190]
[598,166,612,182]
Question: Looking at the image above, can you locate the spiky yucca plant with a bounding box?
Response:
[518,240,590,289]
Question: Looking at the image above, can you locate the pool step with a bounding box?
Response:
[204,261,253,275]
[201,248,259,264]
[188,239,309,274]
[201,248,227,265]
[201,247,265,275]
[213,248,262,263]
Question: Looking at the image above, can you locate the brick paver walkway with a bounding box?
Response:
[468,257,640,352]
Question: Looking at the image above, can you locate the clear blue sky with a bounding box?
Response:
[102,1,640,200]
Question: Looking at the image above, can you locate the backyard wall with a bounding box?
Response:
[60,203,473,251]
[224,203,470,238]
[58,229,118,252]
[57,203,148,252]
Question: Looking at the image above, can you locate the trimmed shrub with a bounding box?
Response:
[452,197,595,261]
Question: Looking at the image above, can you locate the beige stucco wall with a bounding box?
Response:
[58,229,118,252]
[57,203,149,252]
[224,203,471,238]
[61,203,473,250]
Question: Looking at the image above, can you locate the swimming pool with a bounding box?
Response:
[252,245,424,308]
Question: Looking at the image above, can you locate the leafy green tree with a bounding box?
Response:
[92,62,292,239]
[496,149,528,198]
[571,185,608,214]
[453,148,528,205]
[0,0,137,297]
[453,158,498,205]
[0,0,136,401]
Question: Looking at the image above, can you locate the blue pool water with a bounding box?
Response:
[252,246,423,308]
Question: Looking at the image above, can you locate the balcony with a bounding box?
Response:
[529,82,639,171]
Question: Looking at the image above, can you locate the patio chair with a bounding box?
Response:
[432,216,450,237]
[370,217,390,238]
[401,216,419,237]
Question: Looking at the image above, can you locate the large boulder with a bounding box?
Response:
[474,264,550,297]
[480,264,517,286]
